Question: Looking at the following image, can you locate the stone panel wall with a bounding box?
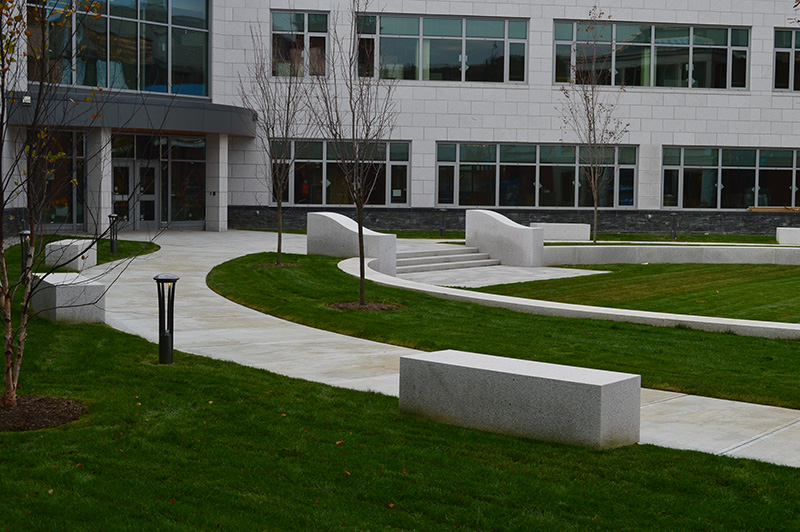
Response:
[229,206,800,236]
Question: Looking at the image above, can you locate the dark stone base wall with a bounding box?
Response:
[228,205,800,236]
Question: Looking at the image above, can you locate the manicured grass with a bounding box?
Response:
[475,263,800,323]
[208,253,800,409]
[1,317,799,530]
[95,238,160,264]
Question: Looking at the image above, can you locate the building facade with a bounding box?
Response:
[6,0,800,234]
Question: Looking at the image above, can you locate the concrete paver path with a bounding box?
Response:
[91,230,800,468]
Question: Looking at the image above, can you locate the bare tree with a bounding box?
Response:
[1,0,168,407]
[309,0,397,305]
[560,6,629,243]
[239,24,312,265]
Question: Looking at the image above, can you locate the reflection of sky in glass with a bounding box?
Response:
[172,0,207,29]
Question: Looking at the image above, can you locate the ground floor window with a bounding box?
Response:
[436,143,637,208]
[112,134,205,229]
[281,140,410,206]
[662,147,800,209]
[40,131,86,230]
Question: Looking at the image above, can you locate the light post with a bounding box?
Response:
[108,213,118,254]
[154,273,179,365]
[670,212,678,240]
[18,230,30,274]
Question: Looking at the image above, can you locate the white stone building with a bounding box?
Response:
[6,0,800,234]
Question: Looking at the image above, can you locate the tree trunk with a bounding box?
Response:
[357,205,366,306]
[276,199,283,266]
[593,199,599,244]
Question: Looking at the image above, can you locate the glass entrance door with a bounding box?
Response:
[112,160,161,231]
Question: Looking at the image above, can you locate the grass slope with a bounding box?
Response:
[207,253,800,409]
[1,317,799,531]
[475,263,800,323]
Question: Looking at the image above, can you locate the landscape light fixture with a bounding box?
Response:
[108,213,119,254]
[154,273,180,365]
[18,230,30,274]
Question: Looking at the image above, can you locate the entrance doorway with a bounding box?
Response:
[112,160,161,231]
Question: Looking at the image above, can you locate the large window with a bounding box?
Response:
[554,21,748,89]
[358,15,527,83]
[38,132,86,228]
[286,140,410,206]
[27,0,209,95]
[272,11,327,76]
[774,29,800,90]
[662,147,800,209]
[437,143,636,208]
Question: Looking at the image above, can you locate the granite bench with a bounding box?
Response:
[45,239,97,271]
[30,273,105,323]
[776,227,800,245]
[399,350,640,448]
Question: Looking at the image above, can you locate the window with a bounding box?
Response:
[662,147,800,209]
[437,143,636,208]
[358,15,527,83]
[27,0,210,95]
[287,140,410,206]
[272,11,328,76]
[774,29,800,90]
[554,21,748,89]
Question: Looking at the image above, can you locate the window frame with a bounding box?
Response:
[271,10,328,77]
[357,15,528,83]
[554,21,749,90]
[281,140,411,207]
[662,147,800,209]
[436,143,637,208]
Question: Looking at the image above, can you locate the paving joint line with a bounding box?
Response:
[639,392,689,408]
[718,416,800,456]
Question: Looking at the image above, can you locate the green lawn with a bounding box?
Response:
[475,263,800,323]
[207,253,800,409]
[1,317,799,531]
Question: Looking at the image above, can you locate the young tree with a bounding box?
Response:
[1,0,155,408]
[560,6,629,243]
[309,0,397,305]
[239,24,312,265]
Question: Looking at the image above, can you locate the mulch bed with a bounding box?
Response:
[0,396,86,432]
[327,302,401,311]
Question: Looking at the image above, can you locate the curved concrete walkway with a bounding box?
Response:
[90,231,800,468]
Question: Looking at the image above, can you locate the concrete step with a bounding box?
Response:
[396,252,492,267]
[396,246,479,260]
[396,258,501,274]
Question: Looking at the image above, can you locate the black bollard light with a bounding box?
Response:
[108,213,118,254]
[154,273,179,365]
[439,208,447,237]
[18,230,30,273]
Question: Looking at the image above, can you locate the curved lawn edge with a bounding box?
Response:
[341,257,800,341]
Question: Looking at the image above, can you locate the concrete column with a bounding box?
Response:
[85,128,112,235]
[205,133,228,232]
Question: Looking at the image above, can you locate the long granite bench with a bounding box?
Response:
[30,273,105,323]
[45,239,97,271]
[399,350,640,448]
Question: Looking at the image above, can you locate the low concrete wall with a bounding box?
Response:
[776,227,800,245]
[307,212,397,275]
[31,273,105,322]
[531,222,590,241]
[466,209,543,267]
[543,245,800,266]
[45,239,97,271]
[400,349,640,448]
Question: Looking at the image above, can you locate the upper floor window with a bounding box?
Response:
[357,15,527,83]
[663,147,800,209]
[554,21,748,89]
[774,29,800,90]
[272,11,327,76]
[27,0,209,96]
[436,143,636,208]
